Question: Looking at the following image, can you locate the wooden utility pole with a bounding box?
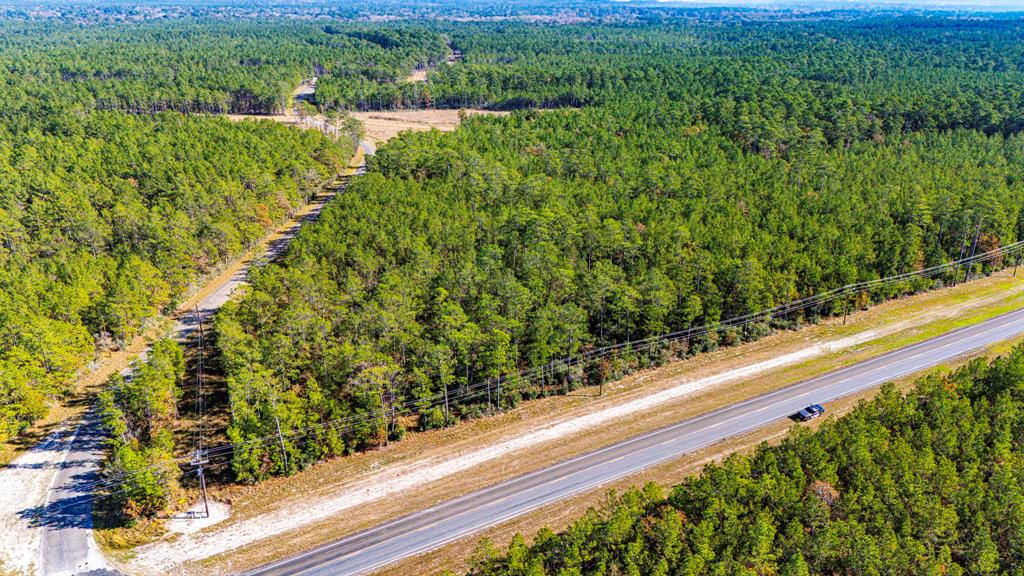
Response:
[442,380,450,425]
[964,223,981,284]
[269,395,289,474]
[376,384,388,447]
[194,307,205,453]
[952,220,971,287]
[190,449,210,519]
[387,376,398,438]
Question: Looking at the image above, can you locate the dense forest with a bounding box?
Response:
[215,15,1024,483]
[315,19,1024,153]
[0,110,350,442]
[217,105,1024,481]
[465,345,1024,575]
[0,21,448,115]
[0,19,402,441]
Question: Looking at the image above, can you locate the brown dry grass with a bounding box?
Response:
[148,271,1024,575]
[353,109,509,145]
[385,332,1024,576]
[406,68,430,83]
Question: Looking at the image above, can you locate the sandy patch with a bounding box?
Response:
[166,501,231,536]
[406,68,429,83]
[0,426,73,574]
[352,109,508,145]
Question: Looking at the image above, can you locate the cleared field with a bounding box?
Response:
[227,104,506,146]
[113,270,1024,575]
[406,68,430,82]
[353,109,509,145]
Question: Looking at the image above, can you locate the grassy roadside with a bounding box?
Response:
[394,330,1024,576]
[120,269,1024,575]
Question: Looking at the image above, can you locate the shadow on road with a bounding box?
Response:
[17,422,107,530]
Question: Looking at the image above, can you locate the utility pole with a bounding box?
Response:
[269,394,290,473]
[952,219,971,287]
[843,292,851,325]
[376,384,388,447]
[189,307,210,519]
[964,223,981,284]
[190,449,210,519]
[442,378,450,426]
[194,307,205,455]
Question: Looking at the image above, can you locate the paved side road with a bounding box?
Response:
[247,307,1024,576]
[16,146,370,576]
[36,416,116,576]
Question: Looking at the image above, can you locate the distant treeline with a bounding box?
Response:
[315,18,1024,154]
[0,20,448,117]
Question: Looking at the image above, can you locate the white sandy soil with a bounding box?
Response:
[128,322,899,570]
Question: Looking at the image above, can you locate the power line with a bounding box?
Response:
[76,242,1024,505]
[191,306,210,519]
[197,240,1024,464]
[103,239,1024,466]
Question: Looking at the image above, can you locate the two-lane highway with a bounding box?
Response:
[248,307,1024,576]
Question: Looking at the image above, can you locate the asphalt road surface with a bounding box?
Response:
[32,146,369,576]
[35,414,115,576]
[247,307,1024,576]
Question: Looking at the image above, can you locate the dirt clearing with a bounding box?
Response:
[353,109,508,145]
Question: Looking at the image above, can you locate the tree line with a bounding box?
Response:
[0,20,448,116]
[466,344,1024,575]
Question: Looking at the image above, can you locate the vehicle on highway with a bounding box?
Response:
[795,404,825,422]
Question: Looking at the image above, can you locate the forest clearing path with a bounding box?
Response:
[0,144,367,576]
[229,77,504,146]
[124,270,1024,574]
[404,40,461,82]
